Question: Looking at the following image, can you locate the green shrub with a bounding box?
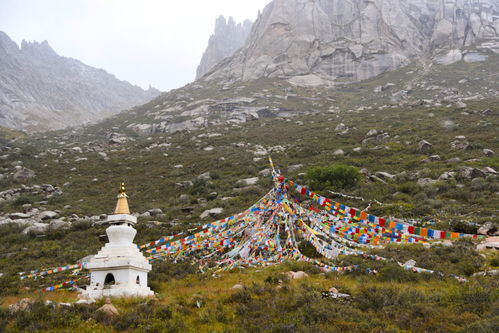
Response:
[491,253,499,267]
[148,261,198,291]
[450,220,479,234]
[0,307,7,332]
[12,196,33,207]
[398,182,420,195]
[463,315,499,333]
[305,164,361,190]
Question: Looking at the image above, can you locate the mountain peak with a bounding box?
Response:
[0,31,20,54]
[201,0,499,86]
[196,16,253,80]
[0,31,160,132]
[20,39,57,57]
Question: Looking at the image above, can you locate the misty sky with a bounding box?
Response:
[0,0,270,91]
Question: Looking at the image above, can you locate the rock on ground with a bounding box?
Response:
[200,208,224,219]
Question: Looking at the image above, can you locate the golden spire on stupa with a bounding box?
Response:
[114,183,130,215]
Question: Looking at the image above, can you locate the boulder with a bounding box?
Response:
[148,208,163,216]
[439,171,456,180]
[483,167,499,175]
[321,291,351,299]
[403,259,417,268]
[374,172,396,181]
[231,283,244,290]
[472,270,499,277]
[9,298,34,312]
[333,149,345,156]
[178,194,190,204]
[435,49,462,65]
[12,167,36,183]
[423,155,441,162]
[418,140,433,152]
[22,223,49,235]
[259,168,272,177]
[477,222,497,236]
[476,237,499,251]
[365,129,378,137]
[200,207,224,219]
[483,149,494,157]
[417,178,437,186]
[451,140,470,150]
[287,164,303,173]
[362,132,390,144]
[237,177,259,186]
[458,167,486,180]
[175,181,193,188]
[49,219,71,231]
[286,271,309,280]
[9,212,30,219]
[40,211,58,220]
[75,299,96,305]
[335,123,347,131]
[197,172,211,181]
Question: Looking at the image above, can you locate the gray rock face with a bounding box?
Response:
[202,0,499,86]
[196,16,253,79]
[0,31,160,131]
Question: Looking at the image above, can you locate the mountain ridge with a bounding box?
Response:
[0,31,160,132]
[195,15,253,80]
[199,0,499,86]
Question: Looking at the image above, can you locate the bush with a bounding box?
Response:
[305,164,361,190]
[450,220,479,234]
[0,307,7,332]
[148,261,198,291]
[491,253,499,267]
[12,196,33,207]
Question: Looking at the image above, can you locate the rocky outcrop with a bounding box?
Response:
[196,16,252,79]
[202,0,499,86]
[0,31,160,131]
[0,183,62,204]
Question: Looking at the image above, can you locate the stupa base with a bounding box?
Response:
[81,285,154,299]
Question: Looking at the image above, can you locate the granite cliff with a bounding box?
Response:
[196,16,253,80]
[201,0,499,86]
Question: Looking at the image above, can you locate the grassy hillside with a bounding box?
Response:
[0,126,25,144]
[0,58,498,331]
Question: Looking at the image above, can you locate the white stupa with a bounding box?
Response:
[81,183,154,299]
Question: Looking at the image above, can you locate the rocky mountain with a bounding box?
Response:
[195,16,253,80]
[0,31,160,132]
[201,0,499,87]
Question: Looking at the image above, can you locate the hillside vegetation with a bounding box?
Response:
[0,58,498,332]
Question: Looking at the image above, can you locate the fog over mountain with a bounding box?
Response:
[0,31,160,131]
